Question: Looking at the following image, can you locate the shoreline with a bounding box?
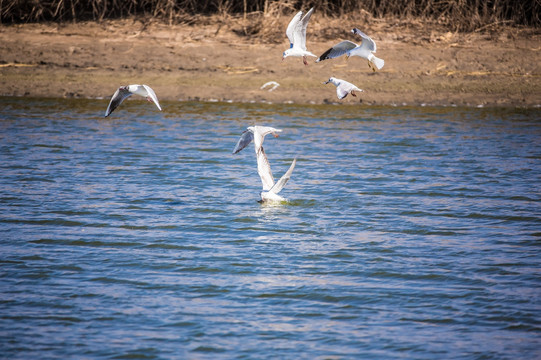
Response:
[4,95,538,113]
[0,20,539,108]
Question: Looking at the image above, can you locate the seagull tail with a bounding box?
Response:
[371,56,384,70]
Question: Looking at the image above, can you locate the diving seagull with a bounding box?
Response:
[105,84,162,117]
[282,8,317,65]
[233,125,297,202]
[316,28,384,71]
[323,77,363,100]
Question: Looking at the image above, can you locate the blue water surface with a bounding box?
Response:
[0,97,540,359]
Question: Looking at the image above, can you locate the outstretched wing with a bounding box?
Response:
[297,7,314,51]
[105,87,132,117]
[286,10,303,47]
[256,146,275,191]
[336,83,349,100]
[316,40,358,62]
[142,84,162,111]
[269,158,296,195]
[336,80,362,100]
[352,28,377,52]
[232,130,254,154]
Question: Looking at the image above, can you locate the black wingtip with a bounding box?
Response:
[232,145,243,155]
[317,48,332,62]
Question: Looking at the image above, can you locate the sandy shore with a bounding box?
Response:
[0,19,539,107]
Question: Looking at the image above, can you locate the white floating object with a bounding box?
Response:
[260,81,280,92]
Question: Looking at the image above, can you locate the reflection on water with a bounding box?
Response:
[0,97,540,359]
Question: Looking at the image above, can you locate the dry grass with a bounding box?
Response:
[1,0,539,32]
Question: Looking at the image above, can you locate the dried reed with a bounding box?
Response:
[1,0,538,31]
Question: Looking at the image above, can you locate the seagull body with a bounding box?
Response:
[324,77,363,100]
[282,8,317,65]
[316,28,384,71]
[105,84,162,117]
[233,125,296,203]
[260,157,296,202]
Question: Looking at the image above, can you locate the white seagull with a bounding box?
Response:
[282,8,317,66]
[316,28,384,71]
[105,84,162,117]
[323,77,363,100]
[233,125,297,203]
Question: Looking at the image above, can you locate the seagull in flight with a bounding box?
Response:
[282,8,317,65]
[105,84,162,117]
[233,126,297,203]
[323,77,363,100]
[316,28,384,71]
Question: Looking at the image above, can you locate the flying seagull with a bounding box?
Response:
[282,8,317,65]
[323,77,363,100]
[233,125,297,202]
[105,84,162,117]
[316,28,384,71]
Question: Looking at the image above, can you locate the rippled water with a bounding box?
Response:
[1,97,540,359]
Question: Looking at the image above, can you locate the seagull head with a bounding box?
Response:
[282,49,293,61]
[323,77,335,85]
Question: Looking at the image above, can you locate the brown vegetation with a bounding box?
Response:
[1,0,539,32]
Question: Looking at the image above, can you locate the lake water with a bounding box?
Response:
[0,97,540,359]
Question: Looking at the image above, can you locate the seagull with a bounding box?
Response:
[233,125,297,203]
[323,77,363,100]
[282,8,317,65]
[105,84,162,117]
[316,28,384,71]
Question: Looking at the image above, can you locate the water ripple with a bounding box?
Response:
[0,99,539,359]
